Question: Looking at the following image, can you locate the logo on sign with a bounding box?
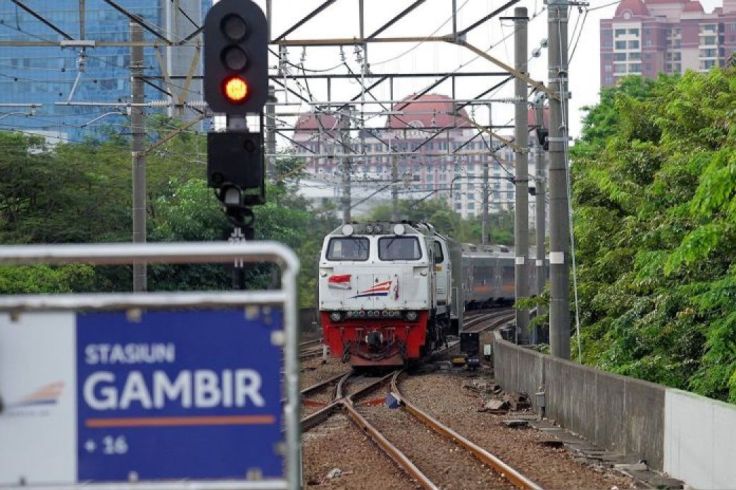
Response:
[5,381,64,415]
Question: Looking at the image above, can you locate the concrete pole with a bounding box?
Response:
[266,86,277,179]
[391,152,399,221]
[514,7,529,343]
[130,22,146,292]
[482,156,489,245]
[340,110,352,223]
[548,0,571,359]
[482,103,491,245]
[534,98,547,345]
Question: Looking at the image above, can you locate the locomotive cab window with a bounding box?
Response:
[379,237,422,261]
[326,237,370,261]
[433,241,444,264]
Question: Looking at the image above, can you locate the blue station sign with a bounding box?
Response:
[75,308,283,482]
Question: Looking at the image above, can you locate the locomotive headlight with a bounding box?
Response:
[329,312,342,322]
[374,225,382,233]
[366,225,374,233]
[393,224,405,235]
[405,311,418,321]
[341,224,354,236]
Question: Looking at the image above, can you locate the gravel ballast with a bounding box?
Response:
[399,372,636,490]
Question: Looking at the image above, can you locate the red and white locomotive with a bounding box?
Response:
[318,222,460,367]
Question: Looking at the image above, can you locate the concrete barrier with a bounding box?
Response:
[494,334,665,469]
[664,389,736,489]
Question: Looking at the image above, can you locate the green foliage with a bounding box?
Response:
[572,69,736,402]
[0,264,95,293]
[0,119,339,307]
[362,198,515,245]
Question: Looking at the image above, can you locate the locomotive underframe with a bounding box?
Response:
[320,311,433,367]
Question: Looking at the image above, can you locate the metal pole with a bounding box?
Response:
[514,7,529,343]
[534,97,547,345]
[548,0,571,358]
[130,21,146,292]
[340,109,352,223]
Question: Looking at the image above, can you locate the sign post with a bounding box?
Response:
[0,242,300,490]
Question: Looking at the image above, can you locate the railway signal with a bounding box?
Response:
[203,0,269,236]
[203,0,268,114]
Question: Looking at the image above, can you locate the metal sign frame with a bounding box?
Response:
[0,241,300,490]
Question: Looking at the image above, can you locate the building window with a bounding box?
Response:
[629,63,642,73]
[614,64,627,73]
[615,40,627,50]
[628,28,639,35]
[703,36,717,45]
[615,52,627,61]
[628,40,640,49]
[629,52,641,60]
[615,28,627,36]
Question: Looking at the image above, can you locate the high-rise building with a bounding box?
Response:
[291,93,534,220]
[600,0,736,87]
[0,0,208,142]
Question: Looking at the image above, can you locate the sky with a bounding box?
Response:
[238,0,723,145]
[244,0,622,143]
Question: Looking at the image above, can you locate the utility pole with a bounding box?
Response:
[266,85,276,179]
[481,155,489,245]
[534,96,547,345]
[514,7,529,342]
[391,151,399,221]
[130,21,146,292]
[548,0,571,358]
[481,103,491,245]
[340,109,352,224]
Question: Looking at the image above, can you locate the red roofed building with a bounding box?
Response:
[291,93,537,220]
[387,93,472,129]
[600,0,736,87]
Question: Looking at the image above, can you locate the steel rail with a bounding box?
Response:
[302,371,350,398]
[301,371,394,431]
[463,309,515,332]
[300,372,352,431]
[299,338,322,349]
[390,371,544,490]
[342,373,439,490]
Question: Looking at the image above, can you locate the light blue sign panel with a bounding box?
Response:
[76,308,283,481]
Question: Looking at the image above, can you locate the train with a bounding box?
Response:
[317,221,537,367]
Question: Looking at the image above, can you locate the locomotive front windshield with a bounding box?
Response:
[326,237,369,261]
[378,237,422,260]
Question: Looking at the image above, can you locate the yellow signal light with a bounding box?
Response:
[223,76,249,103]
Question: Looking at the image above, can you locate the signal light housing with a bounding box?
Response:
[203,0,268,114]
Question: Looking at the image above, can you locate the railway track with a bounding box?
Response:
[298,337,325,360]
[303,367,542,490]
[388,370,543,490]
[463,307,515,333]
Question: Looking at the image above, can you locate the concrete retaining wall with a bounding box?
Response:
[493,332,736,488]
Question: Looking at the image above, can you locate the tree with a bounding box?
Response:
[571,69,736,402]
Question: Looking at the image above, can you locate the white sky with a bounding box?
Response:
[244,0,721,143]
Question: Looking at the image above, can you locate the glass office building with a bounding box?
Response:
[0,0,208,142]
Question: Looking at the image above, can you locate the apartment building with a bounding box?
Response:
[600,0,736,86]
